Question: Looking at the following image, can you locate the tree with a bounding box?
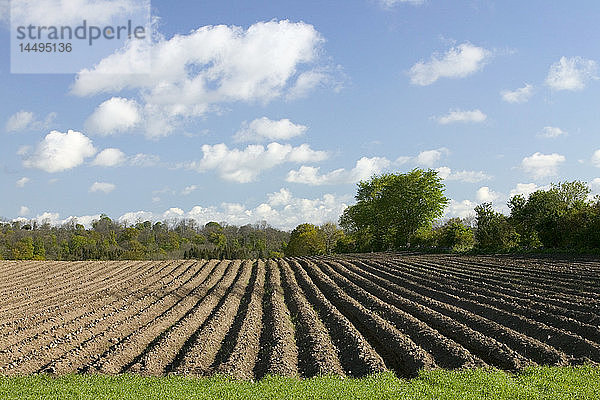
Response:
[340,169,448,251]
[12,237,34,260]
[319,222,344,254]
[474,203,519,251]
[438,218,475,252]
[508,181,591,249]
[285,223,326,256]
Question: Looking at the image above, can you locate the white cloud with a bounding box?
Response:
[84,97,142,135]
[287,70,331,99]
[19,206,30,216]
[10,189,349,231]
[15,213,103,228]
[91,148,127,167]
[501,84,534,103]
[416,148,449,167]
[267,188,293,206]
[546,56,598,91]
[435,166,452,179]
[72,20,331,137]
[436,167,491,183]
[22,130,97,173]
[444,199,477,219]
[9,0,147,26]
[185,142,327,183]
[163,207,185,219]
[234,117,307,142]
[5,111,34,132]
[89,182,116,194]
[521,152,566,179]
[476,186,501,203]
[409,43,491,86]
[435,109,486,125]
[16,177,30,188]
[182,185,198,195]
[34,212,61,225]
[590,178,600,193]
[509,183,547,199]
[5,110,57,132]
[537,126,567,139]
[286,156,391,185]
[119,211,155,224]
[116,189,350,230]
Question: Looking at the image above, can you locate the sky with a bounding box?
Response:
[1,0,600,230]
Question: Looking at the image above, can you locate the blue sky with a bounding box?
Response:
[1,0,600,229]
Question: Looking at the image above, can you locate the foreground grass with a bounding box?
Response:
[1,366,598,400]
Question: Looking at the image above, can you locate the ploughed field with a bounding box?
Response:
[0,254,598,379]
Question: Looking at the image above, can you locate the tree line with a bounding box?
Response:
[0,216,288,260]
[284,171,600,256]
[3,170,600,260]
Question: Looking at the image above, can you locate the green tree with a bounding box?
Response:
[340,169,448,251]
[33,237,46,260]
[438,218,475,252]
[508,181,591,249]
[319,222,344,254]
[285,223,326,256]
[475,203,519,251]
[12,237,34,260]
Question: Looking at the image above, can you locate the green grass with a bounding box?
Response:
[1,366,598,400]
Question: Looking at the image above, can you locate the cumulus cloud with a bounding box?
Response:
[286,157,391,185]
[84,97,142,135]
[16,177,30,188]
[537,126,567,139]
[408,43,491,86]
[5,110,57,132]
[19,206,30,216]
[184,142,328,183]
[415,148,449,167]
[509,183,547,199]
[521,152,566,179]
[234,117,307,142]
[501,84,534,103]
[22,130,97,173]
[435,109,486,125]
[12,188,349,230]
[590,178,600,193]
[72,20,332,137]
[14,212,103,228]
[163,207,185,219]
[90,182,116,194]
[286,70,333,99]
[91,148,127,167]
[444,199,477,219]
[546,56,598,91]
[436,166,491,183]
[476,186,501,203]
[116,189,350,230]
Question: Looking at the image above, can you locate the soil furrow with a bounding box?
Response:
[279,259,345,377]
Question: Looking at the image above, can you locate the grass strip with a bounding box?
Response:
[0,366,598,400]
